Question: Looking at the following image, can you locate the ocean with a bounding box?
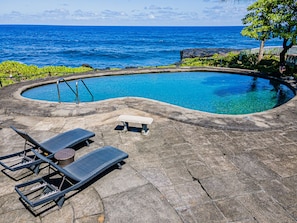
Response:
[0,25,282,69]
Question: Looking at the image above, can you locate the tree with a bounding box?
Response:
[241,0,274,63]
[242,0,297,71]
[271,0,297,67]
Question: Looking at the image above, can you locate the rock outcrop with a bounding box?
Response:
[180,48,241,60]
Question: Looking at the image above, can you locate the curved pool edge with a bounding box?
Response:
[1,66,297,131]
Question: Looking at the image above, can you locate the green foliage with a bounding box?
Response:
[241,0,297,64]
[180,58,206,67]
[181,52,241,68]
[272,0,297,44]
[241,0,274,41]
[0,61,93,87]
[255,55,280,74]
[180,51,287,76]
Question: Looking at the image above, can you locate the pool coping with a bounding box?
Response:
[1,66,297,131]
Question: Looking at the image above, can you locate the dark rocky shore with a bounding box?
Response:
[180,48,241,59]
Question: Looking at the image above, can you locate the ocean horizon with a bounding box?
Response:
[0,25,282,69]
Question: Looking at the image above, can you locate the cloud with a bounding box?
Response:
[201,2,250,25]
[43,9,70,18]
[101,10,126,18]
[72,10,99,21]
[0,1,253,26]
[144,5,174,11]
[148,14,155,19]
[135,4,200,24]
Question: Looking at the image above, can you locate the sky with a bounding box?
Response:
[0,0,256,26]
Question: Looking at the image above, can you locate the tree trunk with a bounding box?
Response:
[279,39,293,75]
[258,40,265,63]
[280,39,293,66]
[280,50,287,66]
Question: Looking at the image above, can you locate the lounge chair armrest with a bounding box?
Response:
[31,149,78,179]
[31,149,64,172]
[31,149,52,163]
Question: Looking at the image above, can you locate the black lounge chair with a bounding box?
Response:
[15,146,128,208]
[0,126,95,173]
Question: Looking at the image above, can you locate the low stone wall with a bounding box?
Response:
[249,46,297,55]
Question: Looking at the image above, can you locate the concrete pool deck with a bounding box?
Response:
[0,67,297,222]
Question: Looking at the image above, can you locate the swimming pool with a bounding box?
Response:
[21,72,295,115]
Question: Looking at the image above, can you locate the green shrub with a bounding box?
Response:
[0,61,93,87]
[181,52,241,68]
[180,52,286,76]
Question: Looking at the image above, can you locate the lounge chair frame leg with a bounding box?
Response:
[117,162,122,169]
[29,164,41,175]
[141,124,149,135]
[122,122,129,132]
[56,196,65,208]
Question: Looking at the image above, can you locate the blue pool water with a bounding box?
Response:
[21,72,295,115]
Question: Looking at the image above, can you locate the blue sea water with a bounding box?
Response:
[0,25,282,69]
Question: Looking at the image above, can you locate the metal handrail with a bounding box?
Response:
[56,78,94,103]
[56,78,78,103]
[76,79,94,103]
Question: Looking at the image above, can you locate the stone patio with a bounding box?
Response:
[0,68,296,222]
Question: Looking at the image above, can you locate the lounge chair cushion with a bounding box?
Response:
[63,146,128,181]
[11,126,95,154]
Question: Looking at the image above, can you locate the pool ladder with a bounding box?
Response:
[56,78,94,103]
